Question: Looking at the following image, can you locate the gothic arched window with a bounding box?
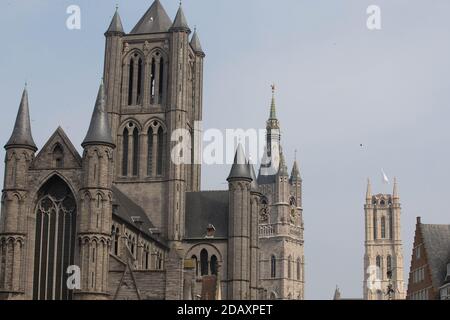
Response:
[200,249,208,276]
[373,213,377,240]
[157,127,164,176]
[159,57,165,101]
[147,127,154,176]
[111,226,119,256]
[122,127,129,176]
[297,258,301,280]
[210,255,218,276]
[376,256,382,279]
[132,128,139,176]
[381,216,386,239]
[137,58,143,104]
[389,213,393,240]
[271,255,276,278]
[387,255,392,274]
[150,57,156,103]
[32,176,77,300]
[128,58,134,105]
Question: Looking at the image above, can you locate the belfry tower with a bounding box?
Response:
[363,179,405,300]
[257,87,305,300]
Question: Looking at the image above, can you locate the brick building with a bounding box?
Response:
[406,217,450,300]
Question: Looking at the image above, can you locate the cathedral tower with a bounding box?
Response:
[363,179,405,300]
[0,87,37,299]
[76,82,115,300]
[102,1,204,241]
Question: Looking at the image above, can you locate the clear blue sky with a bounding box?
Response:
[1,0,450,300]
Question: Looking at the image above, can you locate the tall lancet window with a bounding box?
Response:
[32,176,77,300]
[210,255,218,276]
[159,57,165,101]
[147,127,154,176]
[271,255,276,278]
[387,255,392,273]
[137,58,143,105]
[150,58,156,104]
[122,128,129,176]
[389,213,393,240]
[376,256,382,279]
[128,58,134,106]
[200,249,208,276]
[132,128,139,176]
[157,127,164,176]
[381,216,386,239]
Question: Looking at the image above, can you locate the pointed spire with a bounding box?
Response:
[5,86,37,151]
[333,286,341,300]
[131,0,172,34]
[290,160,301,181]
[266,84,280,131]
[270,84,277,120]
[366,178,372,202]
[106,6,125,35]
[227,144,252,181]
[393,178,399,201]
[171,3,191,33]
[190,28,204,56]
[82,81,115,148]
[277,150,289,177]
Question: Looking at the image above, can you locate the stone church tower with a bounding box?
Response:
[257,88,305,300]
[363,179,405,300]
[103,1,204,243]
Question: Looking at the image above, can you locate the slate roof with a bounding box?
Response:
[171,5,190,32]
[228,144,252,181]
[185,191,229,239]
[112,186,166,247]
[82,82,114,147]
[5,87,37,151]
[130,0,172,34]
[421,224,450,289]
[190,30,204,54]
[106,9,125,34]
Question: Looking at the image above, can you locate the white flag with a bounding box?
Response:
[381,169,389,184]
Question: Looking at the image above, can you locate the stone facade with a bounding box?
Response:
[363,179,405,300]
[0,0,305,300]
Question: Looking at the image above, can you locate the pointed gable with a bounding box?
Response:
[130,0,172,34]
[31,127,82,170]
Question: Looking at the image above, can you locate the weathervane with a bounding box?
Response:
[271,83,276,94]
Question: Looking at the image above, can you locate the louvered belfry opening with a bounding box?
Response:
[32,176,77,300]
